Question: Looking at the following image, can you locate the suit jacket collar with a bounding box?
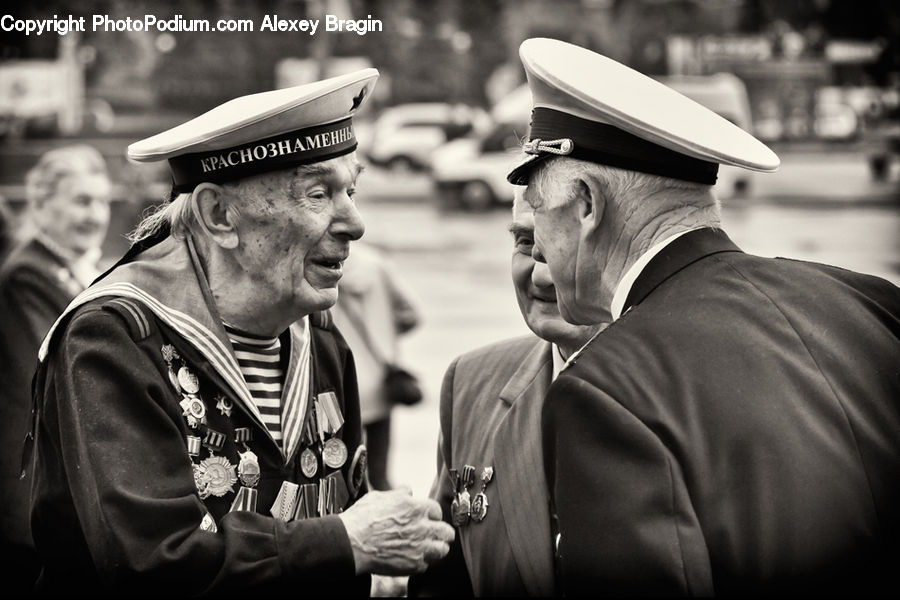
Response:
[493,340,556,596]
[623,227,742,315]
[498,339,551,406]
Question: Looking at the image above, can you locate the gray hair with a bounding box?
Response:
[527,156,718,214]
[127,191,196,243]
[25,144,108,207]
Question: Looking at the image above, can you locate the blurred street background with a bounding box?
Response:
[2,0,898,496]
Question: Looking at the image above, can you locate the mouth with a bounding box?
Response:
[310,251,349,273]
[530,292,557,303]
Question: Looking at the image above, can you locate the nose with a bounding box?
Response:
[531,259,554,289]
[334,193,365,241]
[531,243,547,264]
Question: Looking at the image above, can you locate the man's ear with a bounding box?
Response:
[574,178,605,231]
[191,183,239,250]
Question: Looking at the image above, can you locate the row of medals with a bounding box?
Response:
[450,464,493,527]
[161,344,350,517]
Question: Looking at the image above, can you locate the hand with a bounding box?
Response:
[338,488,455,575]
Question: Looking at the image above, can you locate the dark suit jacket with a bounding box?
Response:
[544,228,900,596]
[0,238,84,553]
[412,336,557,596]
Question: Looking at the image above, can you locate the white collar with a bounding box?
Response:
[551,343,567,381]
[609,227,704,321]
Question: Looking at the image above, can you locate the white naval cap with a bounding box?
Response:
[507,38,779,186]
[128,68,379,193]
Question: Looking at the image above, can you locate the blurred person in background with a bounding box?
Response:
[511,39,900,596]
[332,241,421,491]
[0,144,111,595]
[24,71,453,596]
[410,190,605,596]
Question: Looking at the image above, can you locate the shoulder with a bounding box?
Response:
[454,334,543,372]
[1,239,61,286]
[45,296,159,363]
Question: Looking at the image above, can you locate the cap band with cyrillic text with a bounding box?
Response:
[168,117,357,193]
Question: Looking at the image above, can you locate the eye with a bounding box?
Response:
[306,187,329,200]
[514,233,534,254]
[347,187,357,199]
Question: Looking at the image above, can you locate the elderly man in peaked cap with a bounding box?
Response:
[26,69,453,596]
[508,39,900,596]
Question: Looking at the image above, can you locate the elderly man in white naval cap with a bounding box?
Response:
[25,70,453,596]
[507,39,900,596]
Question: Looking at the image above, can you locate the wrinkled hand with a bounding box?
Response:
[338,488,455,575]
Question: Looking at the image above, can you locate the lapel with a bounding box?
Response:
[623,227,742,314]
[492,340,556,597]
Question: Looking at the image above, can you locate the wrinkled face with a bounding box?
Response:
[510,199,600,351]
[37,173,111,256]
[233,154,365,318]
[523,181,590,325]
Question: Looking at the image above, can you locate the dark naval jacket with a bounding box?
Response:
[544,228,900,596]
[27,234,369,596]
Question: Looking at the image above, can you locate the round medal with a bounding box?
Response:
[197,456,237,497]
[471,492,489,522]
[177,366,200,394]
[300,447,318,478]
[238,450,260,487]
[322,438,348,469]
[185,395,206,420]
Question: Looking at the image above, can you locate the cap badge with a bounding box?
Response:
[523,137,574,156]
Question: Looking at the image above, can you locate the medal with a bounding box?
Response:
[186,435,202,457]
[470,466,494,523]
[196,456,237,497]
[347,445,367,499]
[453,489,471,527]
[180,395,206,429]
[161,345,182,392]
[168,369,181,393]
[234,427,252,444]
[238,449,260,487]
[193,463,211,499]
[161,344,179,363]
[300,447,318,478]
[199,512,217,533]
[229,486,258,513]
[462,464,476,489]
[323,437,348,469]
[215,394,233,417]
[177,366,200,394]
[270,481,300,521]
[317,391,344,433]
[471,492,488,522]
[202,427,226,453]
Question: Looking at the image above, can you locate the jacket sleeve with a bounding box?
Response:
[33,306,357,594]
[543,374,714,596]
[408,357,474,597]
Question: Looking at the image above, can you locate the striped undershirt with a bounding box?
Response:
[224,323,285,447]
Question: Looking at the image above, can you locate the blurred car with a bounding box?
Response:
[813,100,859,141]
[431,86,531,211]
[366,102,490,172]
[656,73,756,198]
